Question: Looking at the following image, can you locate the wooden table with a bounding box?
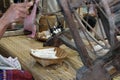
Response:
[0,36,83,80]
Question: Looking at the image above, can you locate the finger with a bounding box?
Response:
[26,1,34,8]
[18,11,28,18]
[16,1,33,8]
[17,7,29,15]
[14,10,27,20]
[15,17,24,23]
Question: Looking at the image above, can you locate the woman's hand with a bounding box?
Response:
[1,2,33,25]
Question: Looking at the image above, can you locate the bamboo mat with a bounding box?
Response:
[0,36,82,80]
[0,36,119,80]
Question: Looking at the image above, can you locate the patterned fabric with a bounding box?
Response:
[0,70,33,80]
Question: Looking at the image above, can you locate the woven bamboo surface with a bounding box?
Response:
[0,36,119,80]
[0,36,81,80]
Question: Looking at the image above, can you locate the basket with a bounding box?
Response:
[30,47,67,67]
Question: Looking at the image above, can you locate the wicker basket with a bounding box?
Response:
[30,47,67,67]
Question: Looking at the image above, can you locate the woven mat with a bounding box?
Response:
[0,36,119,80]
[0,36,82,80]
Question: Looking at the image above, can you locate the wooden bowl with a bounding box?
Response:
[30,47,67,67]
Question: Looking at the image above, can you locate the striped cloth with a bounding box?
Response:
[0,70,33,80]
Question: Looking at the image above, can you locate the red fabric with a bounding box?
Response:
[0,70,33,80]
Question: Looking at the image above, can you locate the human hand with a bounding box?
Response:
[1,1,33,25]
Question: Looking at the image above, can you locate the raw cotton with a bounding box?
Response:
[31,48,58,59]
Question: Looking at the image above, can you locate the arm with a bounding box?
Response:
[0,17,9,37]
[0,2,33,38]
